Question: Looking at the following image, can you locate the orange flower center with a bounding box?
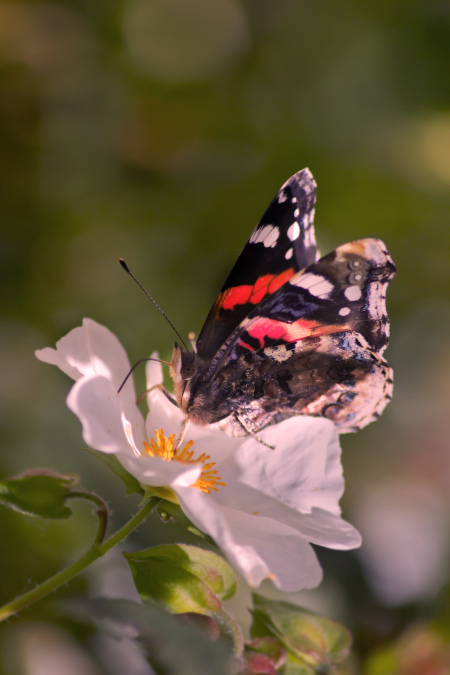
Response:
[143,428,226,494]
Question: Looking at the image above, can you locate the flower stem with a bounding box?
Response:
[217,607,244,658]
[66,490,110,544]
[0,496,160,623]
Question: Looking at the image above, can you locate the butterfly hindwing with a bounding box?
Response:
[187,238,395,434]
[206,331,393,435]
[196,168,318,360]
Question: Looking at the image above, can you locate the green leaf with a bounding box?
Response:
[251,594,352,669]
[124,543,237,615]
[0,470,78,519]
[129,543,237,600]
[85,447,144,495]
[64,598,231,675]
[176,544,237,600]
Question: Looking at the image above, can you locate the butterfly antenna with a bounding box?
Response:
[119,258,189,351]
[117,356,171,394]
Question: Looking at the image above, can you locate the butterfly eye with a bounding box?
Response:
[181,353,197,380]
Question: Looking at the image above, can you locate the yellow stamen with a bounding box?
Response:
[143,428,226,494]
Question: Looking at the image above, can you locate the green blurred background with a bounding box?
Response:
[1,0,450,672]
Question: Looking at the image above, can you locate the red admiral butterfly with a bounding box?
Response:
[170,169,395,437]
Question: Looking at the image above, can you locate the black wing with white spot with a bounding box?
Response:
[196,168,318,360]
[207,238,395,368]
[262,238,396,354]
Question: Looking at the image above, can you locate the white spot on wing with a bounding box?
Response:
[294,208,300,217]
[287,221,300,241]
[367,280,391,353]
[339,307,351,316]
[249,225,280,248]
[264,226,280,248]
[249,229,258,243]
[291,272,334,298]
[367,281,381,319]
[303,208,318,256]
[285,247,293,260]
[264,345,293,362]
[344,286,362,301]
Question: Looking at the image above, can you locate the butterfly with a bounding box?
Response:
[169,168,395,438]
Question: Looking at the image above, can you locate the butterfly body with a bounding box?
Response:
[170,169,395,436]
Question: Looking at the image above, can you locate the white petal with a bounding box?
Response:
[36,346,84,381]
[77,319,135,395]
[145,352,164,388]
[37,319,138,420]
[67,375,146,455]
[219,507,323,591]
[146,387,185,438]
[210,468,361,550]
[280,507,361,549]
[185,423,243,463]
[37,319,129,382]
[176,487,323,591]
[233,417,344,515]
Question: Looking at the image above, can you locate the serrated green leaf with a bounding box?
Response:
[0,470,77,519]
[85,447,144,495]
[251,594,352,668]
[64,598,231,675]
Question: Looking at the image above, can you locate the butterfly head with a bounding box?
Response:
[170,342,226,428]
[169,343,199,415]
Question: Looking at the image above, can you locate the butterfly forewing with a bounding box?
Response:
[195,168,318,360]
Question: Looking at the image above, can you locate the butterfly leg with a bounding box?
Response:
[235,414,275,450]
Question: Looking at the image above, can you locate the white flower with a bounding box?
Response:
[36,318,361,592]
